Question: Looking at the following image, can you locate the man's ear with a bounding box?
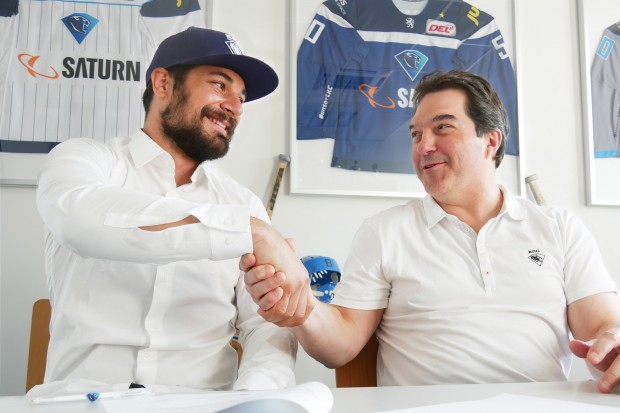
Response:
[485,128,502,160]
[150,67,172,98]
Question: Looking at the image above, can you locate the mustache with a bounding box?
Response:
[201,106,237,135]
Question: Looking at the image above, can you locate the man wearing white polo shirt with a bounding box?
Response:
[242,70,620,394]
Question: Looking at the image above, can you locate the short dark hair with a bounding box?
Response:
[412,70,509,168]
[142,65,194,115]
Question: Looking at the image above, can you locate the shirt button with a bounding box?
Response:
[223,217,233,226]
[139,351,153,361]
[225,238,234,245]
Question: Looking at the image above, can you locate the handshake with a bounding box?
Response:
[241,217,319,327]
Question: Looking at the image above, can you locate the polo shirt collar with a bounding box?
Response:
[422,184,526,228]
[422,195,446,228]
[499,184,527,221]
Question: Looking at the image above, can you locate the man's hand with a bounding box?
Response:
[569,327,620,393]
[239,256,285,310]
[242,217,316,327]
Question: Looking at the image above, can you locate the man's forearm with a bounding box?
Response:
[291,303,377,368]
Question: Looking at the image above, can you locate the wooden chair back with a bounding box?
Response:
[26,299,51,392]
[335,334,378,387]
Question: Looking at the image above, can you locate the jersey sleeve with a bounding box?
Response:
[0,0,17,16]
[296,2,367,140]
[138,0,207,68]
[454,18,520,156]
[591,26,620,89]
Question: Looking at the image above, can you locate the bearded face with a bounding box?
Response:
[161,81,238,163]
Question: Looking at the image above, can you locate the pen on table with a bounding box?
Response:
[30,387,153,404]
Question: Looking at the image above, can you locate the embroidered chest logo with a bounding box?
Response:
[405,17,415,29]
[528,249,545,266]
[61,13,99,44]
[395,50,428,81]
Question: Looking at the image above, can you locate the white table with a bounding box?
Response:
[330,380,619,412]
[0,380,617,412]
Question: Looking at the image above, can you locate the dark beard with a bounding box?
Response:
[161,88,237,163]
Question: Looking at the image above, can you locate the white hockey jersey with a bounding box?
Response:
[591,21,620,158]
[0,0,205,153]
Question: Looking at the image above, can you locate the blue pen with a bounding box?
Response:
[30,387,153,404]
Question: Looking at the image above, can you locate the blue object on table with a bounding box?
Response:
[301,255,341,304]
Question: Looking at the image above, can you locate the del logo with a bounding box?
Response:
[61,13,99,44]
[394,50,428,81]
[426,19,456,37]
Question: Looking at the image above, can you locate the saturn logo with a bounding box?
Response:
[18,54,59,79]
[359,84,396,109]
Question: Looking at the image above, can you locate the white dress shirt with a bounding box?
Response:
[332,187,617,386]
[36,130,297,390]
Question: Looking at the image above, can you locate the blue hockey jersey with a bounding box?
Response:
[297,0,519,174]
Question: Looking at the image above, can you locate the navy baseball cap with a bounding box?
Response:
[145,27,278,102]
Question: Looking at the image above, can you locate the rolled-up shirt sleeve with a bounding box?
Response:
[36,138,253,264]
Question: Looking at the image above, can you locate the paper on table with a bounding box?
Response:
[101,381,332,413]
[377,393,619,413]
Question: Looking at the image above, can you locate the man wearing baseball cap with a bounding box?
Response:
[35,27,296,392]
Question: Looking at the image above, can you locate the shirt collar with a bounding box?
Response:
[191,160,213,184]
[422,184,526,228]
[499,184,527,221]
[128,129,170,168]
[128,130,213,184]
[422,194,447,228]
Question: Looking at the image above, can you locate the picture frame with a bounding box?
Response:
[288,0,525,199]
[0,0,213,187]
[577,0,620,206]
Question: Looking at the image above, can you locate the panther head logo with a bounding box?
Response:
[403,52,422,69]
[67,15,90,34]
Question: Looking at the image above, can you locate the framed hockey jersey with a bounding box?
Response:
[578,0,620,206]
[0,0,208,185]
[0,0,207,154]
[289,0,523,198]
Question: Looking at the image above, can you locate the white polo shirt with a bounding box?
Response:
[331,187,617,386]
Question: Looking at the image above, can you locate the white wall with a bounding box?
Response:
[1,0,619,395]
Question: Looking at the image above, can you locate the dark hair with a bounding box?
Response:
[142,65,194,115]
[412,70,509,168]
